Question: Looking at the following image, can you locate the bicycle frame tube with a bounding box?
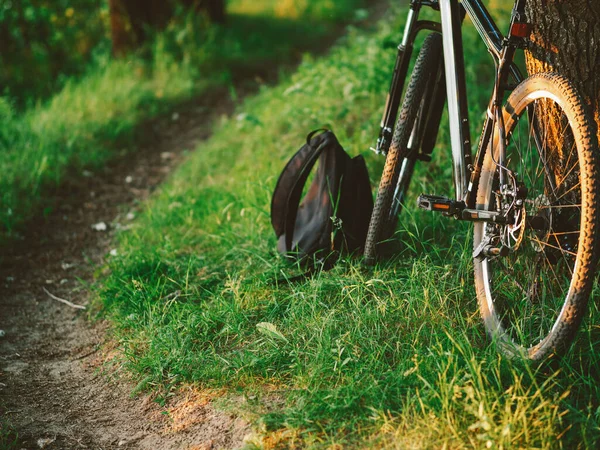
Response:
[440,0,524,204]
[462,0,526,208]
[461,0,503,62]
[439,0,471,201]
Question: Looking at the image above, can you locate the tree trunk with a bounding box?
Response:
[126,0,173,46]
[206,0,227,24]
[110,0,173,56]
[109,0,132,57]
[525,0,600,142]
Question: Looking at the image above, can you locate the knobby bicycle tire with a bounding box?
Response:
[364,33,443,265]
[473,72,600,360]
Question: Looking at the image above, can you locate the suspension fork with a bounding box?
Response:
[372,5,420,155]
[372,2,442,155]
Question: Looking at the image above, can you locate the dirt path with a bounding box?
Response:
[0,5,389,448]
[0,87,253,449]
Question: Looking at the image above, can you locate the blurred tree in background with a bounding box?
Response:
[0,0,226,106]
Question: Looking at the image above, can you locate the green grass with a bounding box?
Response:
[98,1,600,448]
[0,0,366,244]
[0,417,18,450]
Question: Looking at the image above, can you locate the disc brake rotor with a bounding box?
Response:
[504,206,526,251]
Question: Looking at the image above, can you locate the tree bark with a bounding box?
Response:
[525,0,600,141]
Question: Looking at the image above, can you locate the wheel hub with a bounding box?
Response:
[530,194,552,252]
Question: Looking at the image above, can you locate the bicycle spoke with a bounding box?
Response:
[538,203,581,209]
[548,230,580,236]
[554,181,582,203]
[528,236,577,258]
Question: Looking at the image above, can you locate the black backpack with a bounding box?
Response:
[271,129,373,267]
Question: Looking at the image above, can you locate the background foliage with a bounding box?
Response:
[0,0,365,243]
[0,0,364,107]
[0,0,110,106]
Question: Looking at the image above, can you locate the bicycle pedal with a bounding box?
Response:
[417,194,464,215]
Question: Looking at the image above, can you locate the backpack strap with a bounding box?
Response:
[271,129,331,252]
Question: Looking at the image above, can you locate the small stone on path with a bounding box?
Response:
[91,222,108,231]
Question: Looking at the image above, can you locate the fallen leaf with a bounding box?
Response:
[256,322,288,343]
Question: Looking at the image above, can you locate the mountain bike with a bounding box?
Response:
[364,0,600,360]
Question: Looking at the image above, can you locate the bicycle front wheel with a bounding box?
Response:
[364,33,443,265]
[473,72,600,360]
